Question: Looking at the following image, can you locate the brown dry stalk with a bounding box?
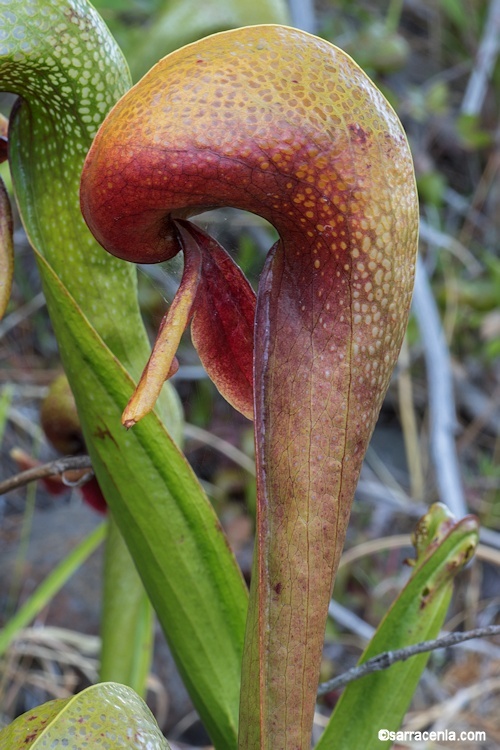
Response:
[0,455,93,495]
[317,624,500,696]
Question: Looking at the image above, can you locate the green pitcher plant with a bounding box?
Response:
[0,1,478,748]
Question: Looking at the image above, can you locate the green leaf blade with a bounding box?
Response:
[38,254,248,749]
[1,3,248,746]
[316,505,479,750]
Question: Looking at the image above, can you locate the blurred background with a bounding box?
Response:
[1,0,500,747]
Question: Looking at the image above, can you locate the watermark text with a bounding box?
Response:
[377,728,487,743]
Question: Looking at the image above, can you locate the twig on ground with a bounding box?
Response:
[444,187,491,234]
[0,291,46,340]
[418,219,483,276]
[478,526,500,550]
[184,423,256,475]
[397,337,425,502]
[454,370,500,440]
[0,455,94,495]
[317,625,500,696]
[412,257,467,518]
[404,676,500,732]
[328,600,375,642]
[461,0,500,116]
[356,472,426,517]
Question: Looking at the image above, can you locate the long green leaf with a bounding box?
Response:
[0,1,156,688]
[36,250,248,750]
[316,504,479,750]
[0,2,247,747]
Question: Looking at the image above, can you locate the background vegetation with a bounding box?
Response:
[1,0,500,747]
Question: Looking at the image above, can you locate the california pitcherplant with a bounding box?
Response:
[80,24,418,749]
[0,3,479,749]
